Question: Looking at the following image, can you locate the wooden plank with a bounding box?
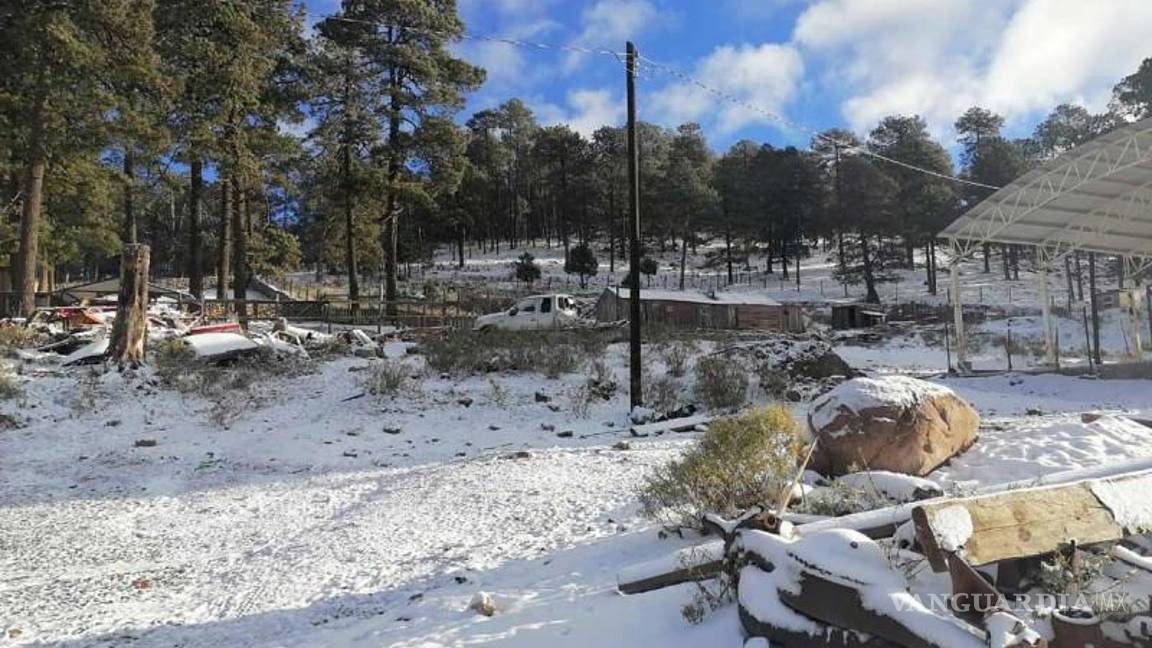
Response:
[915,482,1124,571]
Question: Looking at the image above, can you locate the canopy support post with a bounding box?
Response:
[1126,257,1144,361]
[950,257,967,374]
[1038,250,1056,367]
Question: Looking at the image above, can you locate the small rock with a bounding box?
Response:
[534,391,551,403]
[785,389,803,402]
[556,430,574,439]
[469,592,497,617]
[488,424,501,431]
[134,439,157,448]
[454,575,469,584]
[547,404,561,412]
[132,577,152,590]
[503,450,531,460]
[343,451,358,458]
[540,423,556,432]
[383,426,402,435]
[1025,408,1043,416]
[458,397,474,408]
[613,441,631,451]
[346,431,360,437]
[105,419,121,427]
[603,421,615,428]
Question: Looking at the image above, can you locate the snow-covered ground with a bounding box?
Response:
[5,317,1152,646]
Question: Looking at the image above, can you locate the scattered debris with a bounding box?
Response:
[133,439,157,448]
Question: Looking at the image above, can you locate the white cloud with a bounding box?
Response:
[648,43,805,134]
[793,0,1152,137]
[564,0,661,71]
[536,89,625,136]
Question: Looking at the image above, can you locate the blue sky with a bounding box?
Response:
[304,0,1152,155]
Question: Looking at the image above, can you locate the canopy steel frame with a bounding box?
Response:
[939,118,1152,371]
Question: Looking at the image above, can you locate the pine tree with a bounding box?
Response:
[0,0,161,315]
[327,0,483,312]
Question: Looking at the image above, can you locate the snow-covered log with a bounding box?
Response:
[736,528,998,648]
[914,470,1152,571]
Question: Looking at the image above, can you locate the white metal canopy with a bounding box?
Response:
[937,117,1152,370]
[940,116,1152,261]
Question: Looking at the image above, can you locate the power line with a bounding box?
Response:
[638,55,1002,191]
[325,16,624,59]
[320,15,1000,191]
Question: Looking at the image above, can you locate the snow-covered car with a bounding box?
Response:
[473,294,581,332]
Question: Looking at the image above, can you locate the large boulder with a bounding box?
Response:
[806,375,979,477]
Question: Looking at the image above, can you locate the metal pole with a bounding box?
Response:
[626,41,643,410]
[1039,258,1056,366]
[951,262,967,372]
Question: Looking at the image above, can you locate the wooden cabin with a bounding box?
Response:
[594,287,806,332]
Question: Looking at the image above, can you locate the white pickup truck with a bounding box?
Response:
[473,294,581,332]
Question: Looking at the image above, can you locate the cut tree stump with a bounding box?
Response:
[107,244,150,367]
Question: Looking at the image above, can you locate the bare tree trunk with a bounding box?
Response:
[123,150,136,244]
[188,157,204,298]
[678,230,689,290]
[107,244,150,368]
[383,56,401,317]
[216,178,231,300]
[16,94,46,318]
[860,232,880,304]
[232,178,249,325]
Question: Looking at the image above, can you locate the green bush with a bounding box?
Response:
[693,356,749,411]
[639,406,804,528]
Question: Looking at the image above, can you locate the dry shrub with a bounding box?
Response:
[639,405,804,529]
[693,356,749,411]
[360,359,415,398]
[0,367,21,400]
[0,324,39,351]
[643,374,682,414]
[661,341,697,377]
[152,339,315,425]
[421,329,604,378]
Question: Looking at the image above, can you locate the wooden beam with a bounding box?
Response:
[914,478,1134,571]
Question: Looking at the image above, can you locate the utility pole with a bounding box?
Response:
[627,41,643,410]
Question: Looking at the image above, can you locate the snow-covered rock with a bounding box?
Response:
[807,375,979,477]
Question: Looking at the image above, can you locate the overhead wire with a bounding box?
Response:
[321,15,1001,191]
[638,54,1001,190]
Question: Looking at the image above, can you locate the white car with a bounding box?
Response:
[473,294,581,332]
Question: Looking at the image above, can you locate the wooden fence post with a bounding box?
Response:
[107,244,150,367]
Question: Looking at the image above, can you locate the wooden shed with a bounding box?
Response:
[830,303,887,330]
[594,287,805,333]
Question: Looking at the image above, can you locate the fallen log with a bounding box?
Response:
[798,458,1152,541]
[615,541,724,595]
[1080,412,1152,429]
[629,414,711,437]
